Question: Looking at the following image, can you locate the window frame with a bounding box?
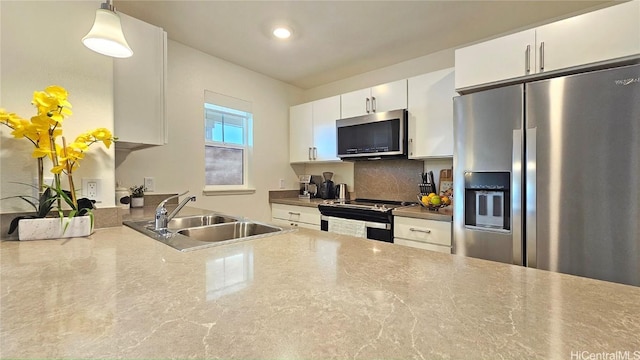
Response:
[203,94,254,195]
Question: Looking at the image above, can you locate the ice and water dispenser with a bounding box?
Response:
[464,172,510,232]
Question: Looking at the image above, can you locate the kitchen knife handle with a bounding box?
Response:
[525,45,531,74]
[366,97,371,113]
[371,96,376,112]
[539,42,545,71]
[409,227,431,234]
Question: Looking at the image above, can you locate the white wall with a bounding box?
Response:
[0,1,116,212]
[115,40,303,222]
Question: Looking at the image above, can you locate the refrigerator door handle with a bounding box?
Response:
[512,129,523,266]
[526,127,537,267]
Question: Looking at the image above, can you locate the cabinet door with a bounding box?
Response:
[289,102,314,163]
[408,68,455,158]
[455,29,536,90]
[312,96,341,161]
[371,79,407,113]
[340,88,371,118]
[395,238,452,254]
[535,1,640,73]
[114,13,167,146]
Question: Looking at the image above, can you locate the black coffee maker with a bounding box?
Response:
[319,172,335,199]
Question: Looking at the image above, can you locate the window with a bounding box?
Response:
[204,91,253,194]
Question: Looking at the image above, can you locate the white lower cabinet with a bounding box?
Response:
[271,204,321,230]
[394,216,452,254]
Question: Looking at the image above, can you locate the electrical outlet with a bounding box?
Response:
[82,178,102,203]
[144,177,155,192]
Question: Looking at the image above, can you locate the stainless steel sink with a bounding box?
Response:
[123,212,292,252]
[167,214,239,230]
[178,222,282,242]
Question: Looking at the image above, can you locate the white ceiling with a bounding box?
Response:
[113,0,616,89]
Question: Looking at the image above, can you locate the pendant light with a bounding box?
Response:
[82,0,133,58]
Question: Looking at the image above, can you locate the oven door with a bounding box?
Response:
[321,215,393,243]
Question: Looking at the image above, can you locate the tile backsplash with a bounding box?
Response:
[354,159,423,202]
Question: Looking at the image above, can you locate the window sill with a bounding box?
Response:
[202,188,256,196]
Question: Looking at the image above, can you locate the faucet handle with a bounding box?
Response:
[156,190,189,211]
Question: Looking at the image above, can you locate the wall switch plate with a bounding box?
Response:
[82,178,102,203]
[144,177,155,192]
[279,179,285,189]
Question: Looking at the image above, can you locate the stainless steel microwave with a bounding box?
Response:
[336,109,408,160]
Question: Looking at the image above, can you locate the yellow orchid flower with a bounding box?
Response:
[3,85,116,210]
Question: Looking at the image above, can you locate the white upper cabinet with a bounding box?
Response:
[289,102,314,163]
[290,95,341,163]
[114,13,167,149]
[408,68,456,159]
[341,79,407,118]
[455,1,640,90]
[312,96,341,162]
[455,30,536,90]
[535,1,640,73]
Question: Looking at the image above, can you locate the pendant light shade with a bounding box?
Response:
[82,2,133,58]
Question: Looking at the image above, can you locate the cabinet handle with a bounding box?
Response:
[371,96,376,112]
[409,227,431,234]
[313,147,317,160]
[288,212,301,216]
[308,147,312,160]
[525,45,531,74]
[539,42,545,72]
[366,97,371,113]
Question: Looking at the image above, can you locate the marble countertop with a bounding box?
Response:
[1,219,639,358]
[271,197,453,222]
[270,197,327,208]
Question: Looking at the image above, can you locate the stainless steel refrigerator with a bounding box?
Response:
[453,63,640,286]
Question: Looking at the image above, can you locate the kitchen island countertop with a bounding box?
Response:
[1,220,638,358]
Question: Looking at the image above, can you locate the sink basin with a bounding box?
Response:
[123,212,292,252]
[167,214,239,230]
[178,221,282,242]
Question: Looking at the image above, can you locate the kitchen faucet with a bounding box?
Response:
[155,191,196,231]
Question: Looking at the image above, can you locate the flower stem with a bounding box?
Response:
[49,128,62,210]
[61,136,78,209]
[37,157,44,196]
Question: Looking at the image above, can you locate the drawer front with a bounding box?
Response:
[271,218,320,231]
[272,204,321,225]
[394,238,452,254]
[394,216,451,246]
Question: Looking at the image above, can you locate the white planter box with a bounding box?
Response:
[130,197,144,208]
[18,217,93,241]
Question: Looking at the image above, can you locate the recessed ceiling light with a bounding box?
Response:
[273,26,292,39]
